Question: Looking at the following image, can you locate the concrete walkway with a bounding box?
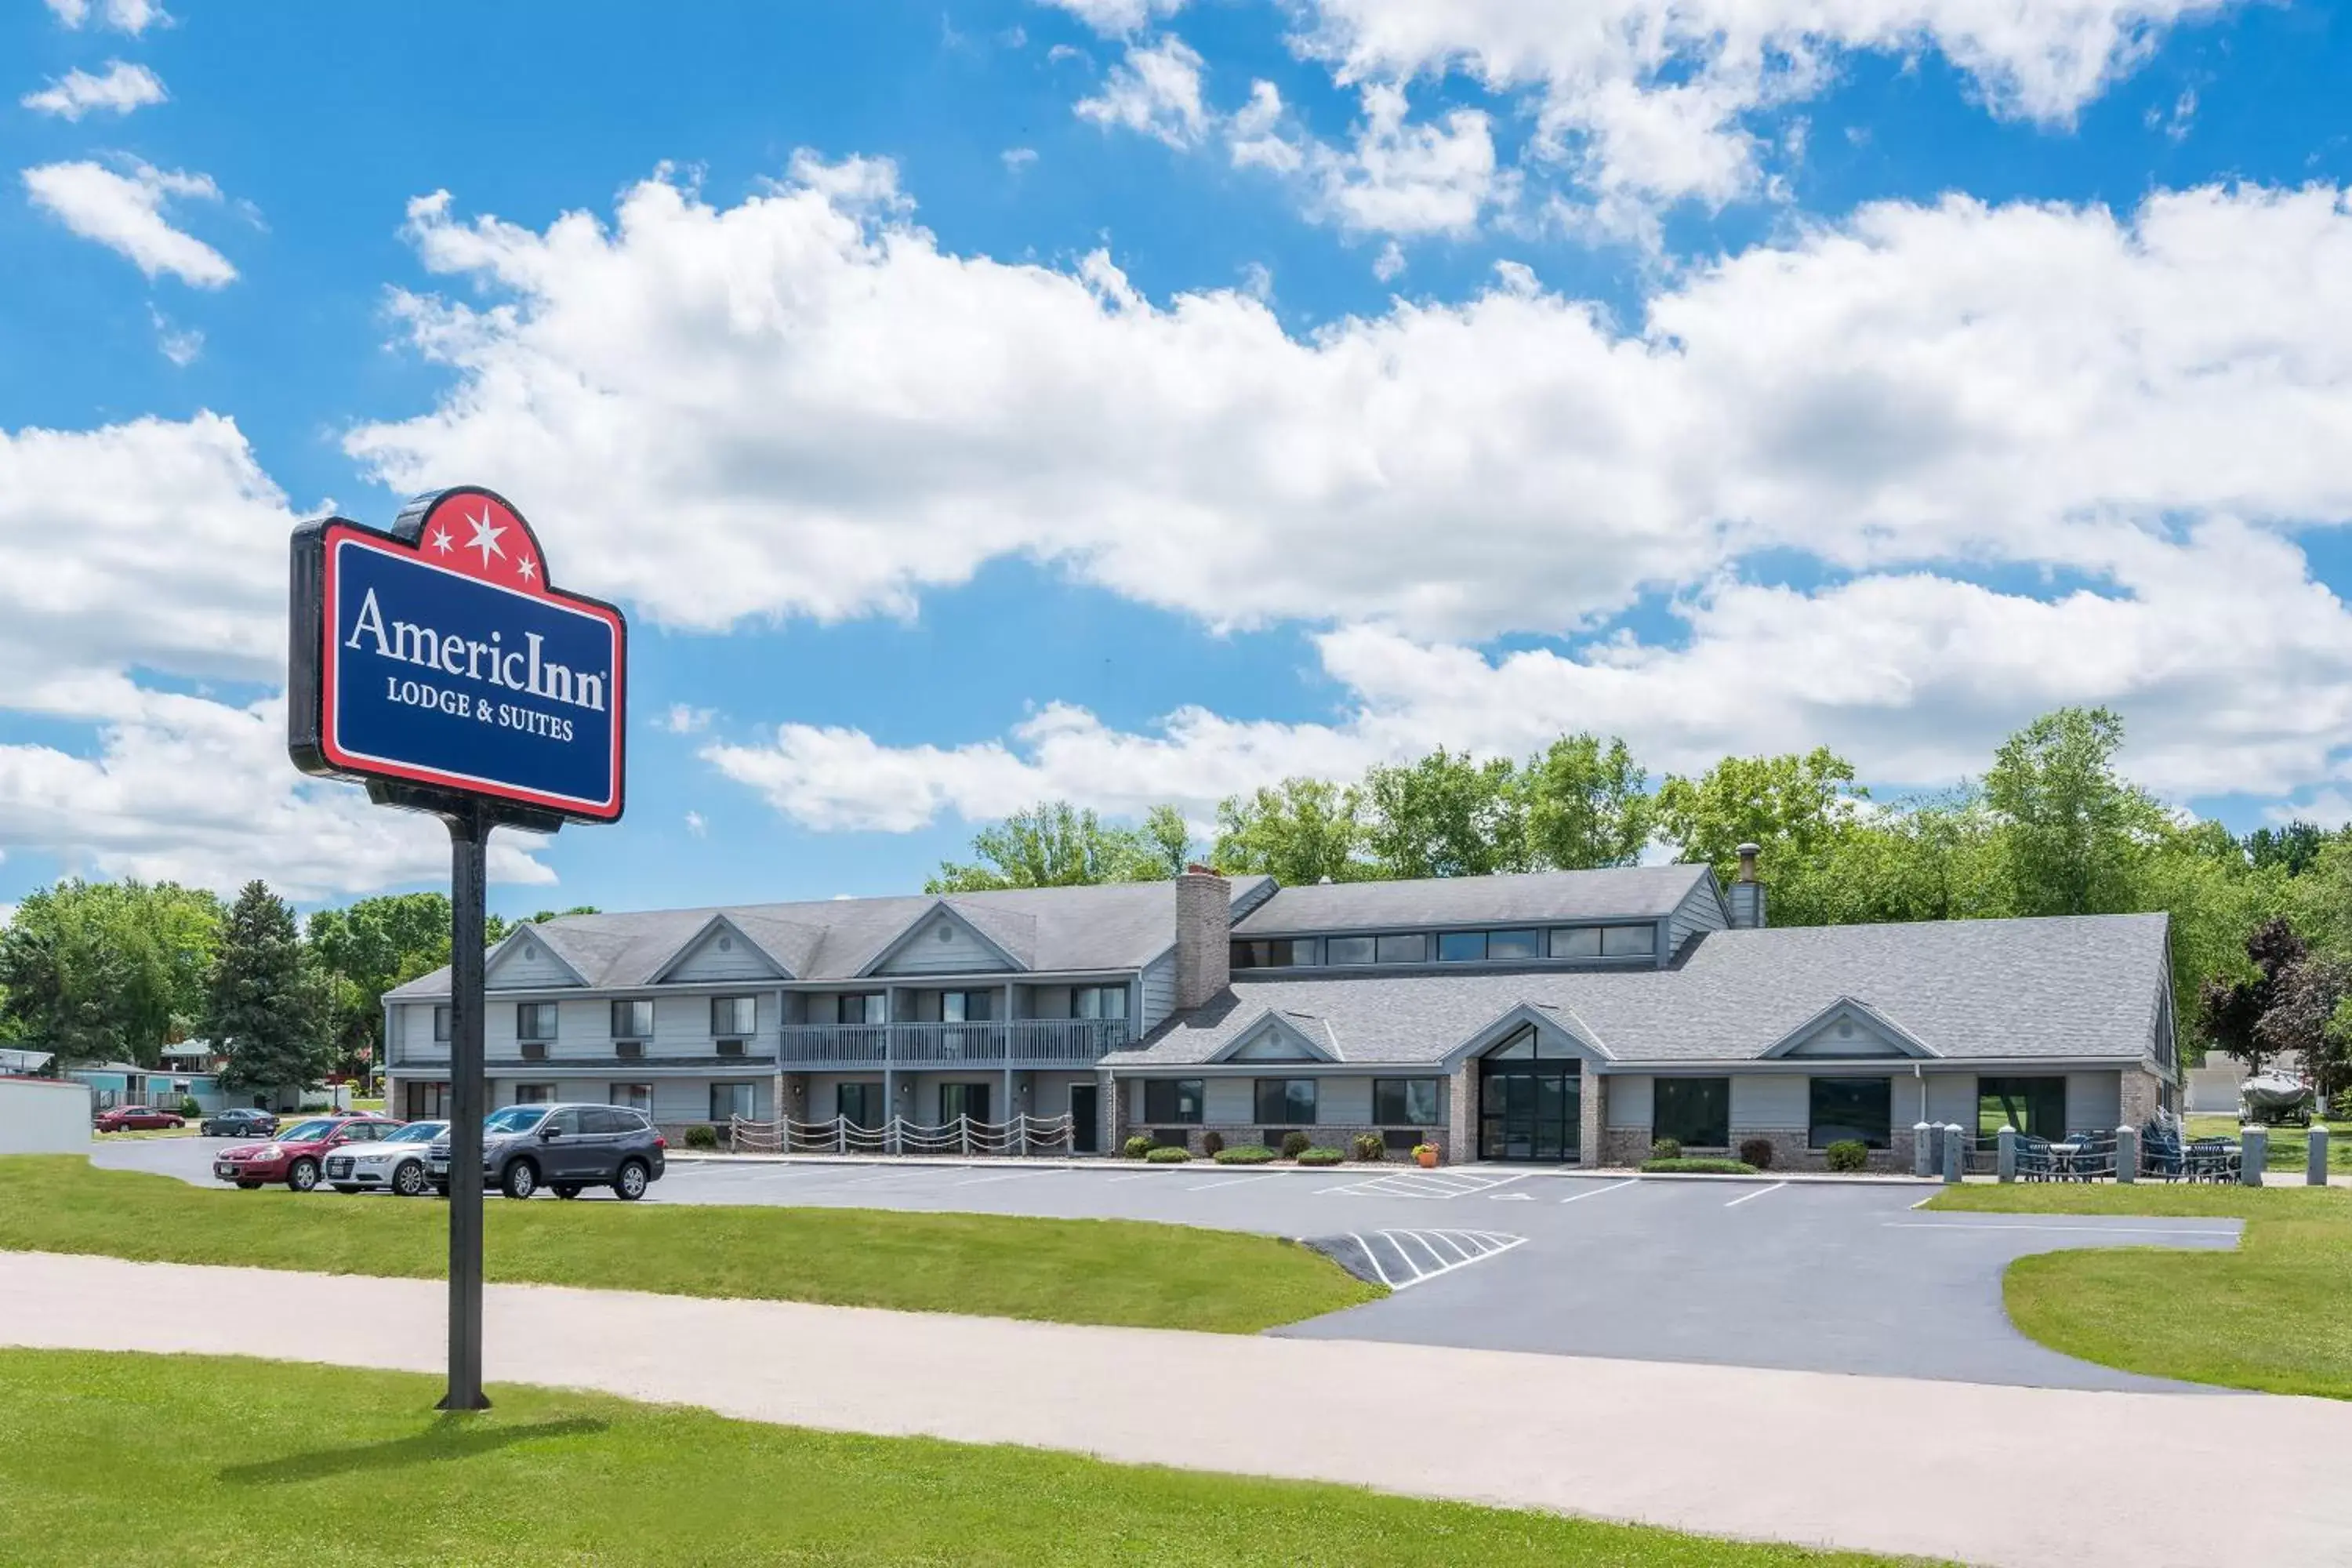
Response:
[5,1252,2349,1568]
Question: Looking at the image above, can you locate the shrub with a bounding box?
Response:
[1296,1146,1345,1166]
[1123,1134,1155,1160]
[1649,1136,1683,1162]
[1144,1145,1192,1163]
[1280,1131,1312,1160]
[1737,1137,1776,1171]
[1640,1157,1760,1175]
[1200,1129,1225,1156]
[1351,1133,1386,1162]
[1214,1145,1277,1164]
[684,1125,720,1151]
[178,1097,202,1120]
[1824,1138,1870,1173]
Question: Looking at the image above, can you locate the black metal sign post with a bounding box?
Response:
[290,488,626,1413]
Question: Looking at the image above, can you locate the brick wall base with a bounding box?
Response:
[1112,1118,1451,1163]
[1592,1125,1917,1174]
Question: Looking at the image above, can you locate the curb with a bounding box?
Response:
[665,1152,1938,1185]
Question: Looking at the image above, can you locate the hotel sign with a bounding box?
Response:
[289,486,626,822]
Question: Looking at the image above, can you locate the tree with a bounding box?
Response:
[1361,749,1527,879]
[0,880,221,1065]
[307,892,453,1078]
[2245,820,2336,877]
[1653,746,1867,888]
[1136,805,1195,880]
[1211,778,1369,885]
[2257,953,2352,1103]
[528,905,602,924]
[927,801,1171,893]
[1519,734,1650,870]
[1984,706,2165,917]
[2199,917,2307,1075]
[208,880,328,1094]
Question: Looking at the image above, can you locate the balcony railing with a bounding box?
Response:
[386,1040,779,1070]
[779,1018,1131,1068]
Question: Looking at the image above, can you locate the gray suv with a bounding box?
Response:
[429,1102,666,1201]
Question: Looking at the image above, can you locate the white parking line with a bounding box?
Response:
[1345,1229,1529,1290]
[1318,1170,1530,1201]
[1558,1179,1637,1204]
[832,1168,941,1188]
[949,1171,1047,1187]
[1884,1221,2238,1238]
[1724,1181,1787,1208]
[1102,1171,1160,1183]
[1185,1173,1282,1192]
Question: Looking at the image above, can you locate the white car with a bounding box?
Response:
[324,1120,447,1196]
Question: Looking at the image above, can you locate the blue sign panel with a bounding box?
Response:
[289,489,626,823]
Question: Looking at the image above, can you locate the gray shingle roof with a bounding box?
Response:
[1232,864,1715,935]
[1106,913,2169,1069]
[384,876,1275,998]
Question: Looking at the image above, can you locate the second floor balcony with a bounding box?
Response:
[779,1018,1131,1069]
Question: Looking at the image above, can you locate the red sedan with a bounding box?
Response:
[93,1104,185,1132]
[211,1114,402,1192]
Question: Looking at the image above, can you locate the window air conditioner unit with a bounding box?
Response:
[717,1039,745,1058]
[615,1040,644,1061]
[521,1041,546,1062]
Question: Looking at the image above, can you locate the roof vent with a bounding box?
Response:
[935,924,954,942]
[717,935,732,952]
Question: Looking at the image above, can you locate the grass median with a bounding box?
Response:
[0,1350,1935,1567]
[1926,1183,2352,1398]
[0,1156,1375,1334]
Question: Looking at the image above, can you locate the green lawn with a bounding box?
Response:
[0,1351,1933,1567]
[0,1156,1373,1334]
[2185,1114,2352,1173]
[1927,1183,2352,1398]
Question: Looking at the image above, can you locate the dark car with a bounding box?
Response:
[200,1107,279,1138]
[212,1114,403,1191]
[93,1104,184,1132]
[430,1103,666,1201]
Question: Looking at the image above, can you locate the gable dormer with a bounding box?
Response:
[1762,998,1937,1060]
[485,926,589,990]
[863,901,1027,977]
[656,915,791,984]
[1211,1011,1338,1063]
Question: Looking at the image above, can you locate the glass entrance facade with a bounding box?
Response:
[1478,1027,1581,1161]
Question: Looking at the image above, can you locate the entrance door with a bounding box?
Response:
[938,1082,991,1126]
[1069,1084,1099,1153]
[1477,1029,1581,1161]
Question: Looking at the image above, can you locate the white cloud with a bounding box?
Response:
[1371,239,1406,281]
[1039,0,1185,34]
[662,704,715,735]
[1233,80,1508,237]
[21,159,237,286]
[684,810,707,837]
[707,521,2352,829]
[45,0,169,32]
[20,60,165,120]
[1075,34,1208,149]
[0,415,555,896]
[1001,146,1039,172]
[148,307,201,366]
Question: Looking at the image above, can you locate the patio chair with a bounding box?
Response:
[2013,1134,2054,1181]
[2140,1120,2185,1181]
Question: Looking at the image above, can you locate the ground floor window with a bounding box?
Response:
[938,1082,993,1124]
[1372,1077,1439,1126]
[1254,1077,1317,1126]
[403,1081,449,1120]
[838,1081,881,1128]
[513,1083,556,1105]
[710,1082,756,1123]
[1653,1076,1730,1148]
[1977,1076,2066,1141]
[1809,1076,1892,1149]
[609,1083,652,1116]
[1143,1078,1203,1123]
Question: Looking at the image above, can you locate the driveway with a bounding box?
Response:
[92,1139,2238,1392]
[4,1250,2347,1568]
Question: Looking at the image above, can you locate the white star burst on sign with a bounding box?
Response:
[464,507,506,568]
[427,525,455,554]
[516,557,538,583]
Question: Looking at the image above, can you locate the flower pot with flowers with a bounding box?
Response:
[1412,1142,1440,1169]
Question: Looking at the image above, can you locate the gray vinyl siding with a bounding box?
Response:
[1203,1077,1254,1123]
[486,938,580,989]
[1729,1074,1809,1128]
[1139,952,1178,1029]
[666,925,785,983]
[1923,1071,1975,1127]
[873,913,1007,975]
[1668,877,1728,958]
[1606,1073,1653,1130]
[1317,1076,1373,1125]
[2066,1070,2122,1132]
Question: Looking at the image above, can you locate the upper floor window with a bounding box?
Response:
[1323,935,1375,966]
[1437,931,1486,963]
[942,989,994,1023]
[516,1003,558,1041]
[610,1000,654,1040]
[431,1005,451,1042]
[1231,937,1322,969]
[834,993,886,1025]
[710,995,757,1038]
[1074,985,1128,1021]
[1549,924,1657,960]
[1487,928,1542,960]
[1374,933,1427,964]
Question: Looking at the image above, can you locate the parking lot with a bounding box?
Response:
[93,1138,2239,1391]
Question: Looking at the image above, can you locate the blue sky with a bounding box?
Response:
[5,0,2352,919]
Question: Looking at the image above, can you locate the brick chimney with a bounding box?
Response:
[1727,842,1768,929]
[1174,862,1232,1012]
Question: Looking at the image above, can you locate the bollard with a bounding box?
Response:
[2116,1124,2138,1184]
[2310,1124,2330,1187]
[1996,1124,2017,1183]
[1942,1123,1964,1184]
[2241,1124,2267,1188]
[1913,1122,1935,1178]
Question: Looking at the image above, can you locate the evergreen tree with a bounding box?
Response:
[208,880,326,1093]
